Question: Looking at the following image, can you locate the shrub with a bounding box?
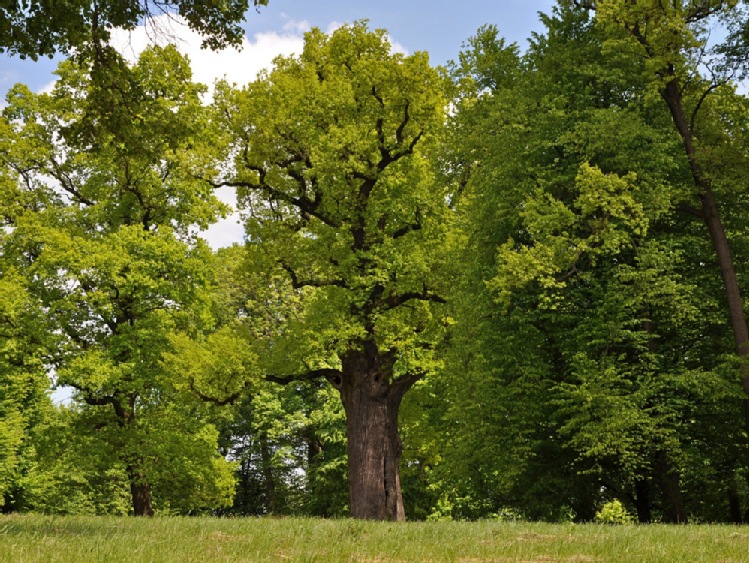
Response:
[594,500,634,524]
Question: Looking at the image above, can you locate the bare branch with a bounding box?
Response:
[690,80,725,133]
[208,177,342,228]
[395,101,410,145]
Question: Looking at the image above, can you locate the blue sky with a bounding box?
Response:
[1,1,557,98]
[245,0,558,65]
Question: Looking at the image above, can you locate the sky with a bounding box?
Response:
[0,0,558,248]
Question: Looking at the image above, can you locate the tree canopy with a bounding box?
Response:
[1,0,269,59]
[4,2,749,523]
[210,21,450,520]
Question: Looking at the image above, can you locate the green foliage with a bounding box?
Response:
[214,21,450,378]
[13,406,131,515]
[427,2,749,524]
[1,44,236,514]
[0,265,51,510]
[595,500,635,524]
[0,0,269,60]
[216,381,348,517]
[4,0,749,523]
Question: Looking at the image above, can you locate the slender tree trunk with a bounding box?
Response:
[655,450,686,523]
[634,478,652,524]
[259,435,277,514]
[127,466,154,517]
[728,483,743,524]
[339,346,406,521]
[661,79,749,432]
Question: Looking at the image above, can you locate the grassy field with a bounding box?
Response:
[1,515,748,562]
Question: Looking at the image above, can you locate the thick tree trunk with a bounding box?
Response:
[339,346,406,521]
[127,466,154,517]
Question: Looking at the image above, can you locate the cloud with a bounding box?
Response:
[200,187,245,248]
[110,14,306,97]
[109,15,307,249]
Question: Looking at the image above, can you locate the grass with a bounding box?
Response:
[1,515,748,562]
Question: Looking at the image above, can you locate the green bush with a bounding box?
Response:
[594,500,634,524]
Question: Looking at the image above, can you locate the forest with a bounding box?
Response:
[3,0,749,524]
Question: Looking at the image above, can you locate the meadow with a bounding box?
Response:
[1,515,748,562]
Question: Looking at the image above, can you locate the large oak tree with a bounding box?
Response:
[213,22,450,521]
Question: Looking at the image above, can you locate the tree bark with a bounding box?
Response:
[728,483,743,524]
[338,345,406,521]
[655,450,686,523]
[634,478,652,524]
[127,466,154,517]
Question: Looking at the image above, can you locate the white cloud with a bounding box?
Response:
[110,14,305,98]
[388,35,409,56]
[201,187,245,248]
[39,79,57,95]
[109,15,307,249]
[283,19,311,35]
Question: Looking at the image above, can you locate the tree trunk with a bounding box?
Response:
[339,346,406,521]
[655,451,686,523]
[728,483,743,524]
[127,466,154,517]
[661,78,749,433]
[259,435,277,514]
[634,478,652,524]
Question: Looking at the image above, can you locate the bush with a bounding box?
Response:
[594,500,634,524]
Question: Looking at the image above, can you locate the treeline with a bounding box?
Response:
[3,1,749,523]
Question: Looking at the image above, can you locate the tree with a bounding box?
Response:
[1,44,235,515]
[0,268,51,511]
[0,126,54,511]
[212,22,449,520]
[168,244,349,517]
[565,0,749,431]
[0,0,269,60]
[435,9,749,523]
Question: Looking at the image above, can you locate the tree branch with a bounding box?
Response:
[265,368,343,386]
[389,370,425,401]
[188,376,247,406]
[383,283,446,310]
[690,80,725,133]
[208,177,342,228]
[279,261,347,289]
[678,201,704,219]
[570,0,596,11]
[395,101,410,145]
[392,209,423,239]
